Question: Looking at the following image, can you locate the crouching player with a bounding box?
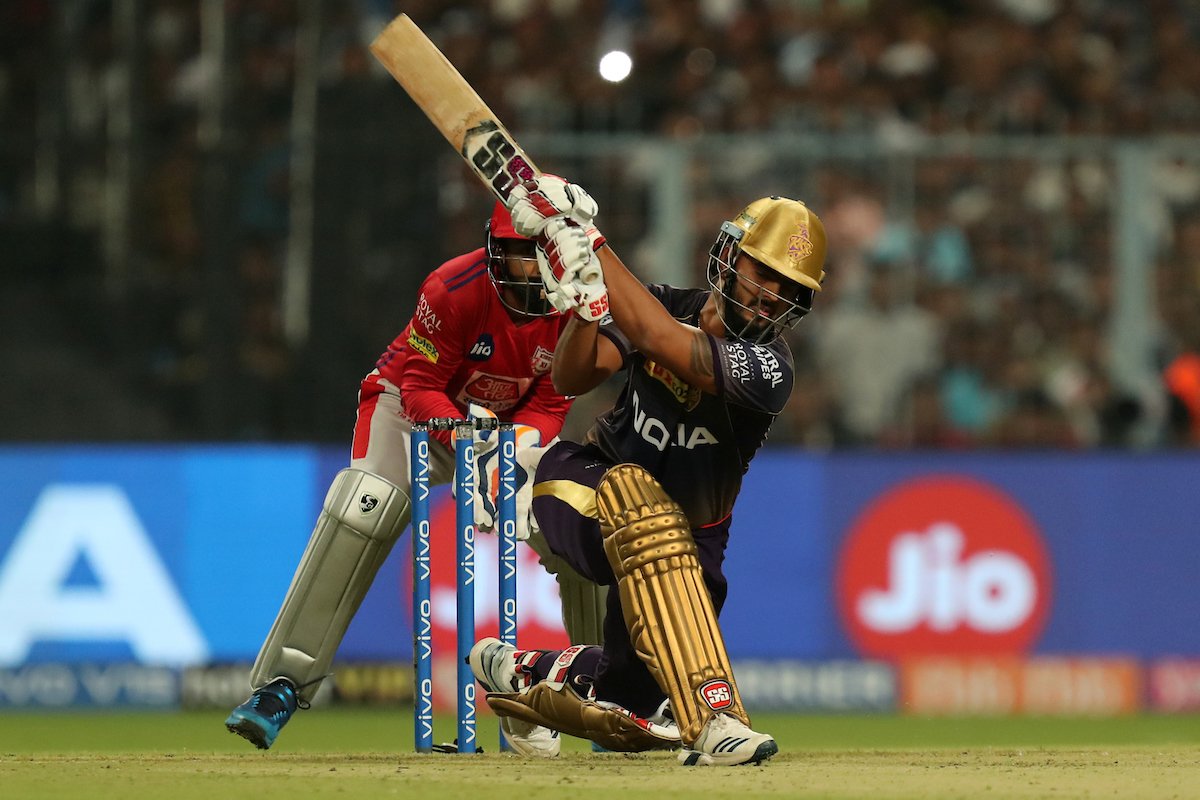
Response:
[225,203,607,756]
[469,177,827,765]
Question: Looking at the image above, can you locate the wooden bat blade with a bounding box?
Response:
[369,13,538,202]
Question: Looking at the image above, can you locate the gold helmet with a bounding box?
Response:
[707,196,827,343]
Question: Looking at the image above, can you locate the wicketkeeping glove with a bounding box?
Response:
[514,436,558,539]
[465,403,542,540]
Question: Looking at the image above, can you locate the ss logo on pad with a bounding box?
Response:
[700,679,733,710]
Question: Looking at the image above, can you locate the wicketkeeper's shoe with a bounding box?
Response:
[677,713,778,767]
[225,677,300,750]
[468,637,560,758]
[498,716,561,758]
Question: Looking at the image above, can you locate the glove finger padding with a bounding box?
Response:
[514,436,557,540]
[483,425,543,539]
[537,218,591,281]
[457,404,499,531]
[507,175,599,240]
[537,221,603,315]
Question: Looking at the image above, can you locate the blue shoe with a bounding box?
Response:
[225,678,300,750]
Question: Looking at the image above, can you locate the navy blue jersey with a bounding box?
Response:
[585,284,794,526]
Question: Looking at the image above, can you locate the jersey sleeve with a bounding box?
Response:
[710,337,795,414]
[398,273,471,447]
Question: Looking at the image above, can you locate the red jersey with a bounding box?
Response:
[364,248,572,447]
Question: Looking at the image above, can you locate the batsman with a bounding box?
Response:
[469,177,827,766]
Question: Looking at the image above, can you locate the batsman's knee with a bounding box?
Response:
[595,463,694,571]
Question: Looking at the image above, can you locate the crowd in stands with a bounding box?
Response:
[1,0,1198,447]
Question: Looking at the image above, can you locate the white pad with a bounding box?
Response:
[557,571,608,646]
[249,468,411,700]
[526,529,608,645]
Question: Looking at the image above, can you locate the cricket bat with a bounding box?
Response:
[369,13,539,204]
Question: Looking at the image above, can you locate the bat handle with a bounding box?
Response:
[555,217,604,285]
[577,261,603,285]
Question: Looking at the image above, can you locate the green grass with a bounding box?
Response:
[2,709,1198,799]
[3,709,1198,753]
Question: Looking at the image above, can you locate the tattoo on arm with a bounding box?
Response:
[688,331,715,378]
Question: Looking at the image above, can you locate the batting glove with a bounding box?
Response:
[537,219,609,320]
[509,175,607,251]
[570,278,611,323]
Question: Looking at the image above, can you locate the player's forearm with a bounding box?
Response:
[398,386,462,447]
[551,315,609,396]
[596,247,675,352]
[596,246,718,395]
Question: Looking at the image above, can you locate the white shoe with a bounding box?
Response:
[469,637,535,693]
[678,713,778,767]
[469,637,561,758]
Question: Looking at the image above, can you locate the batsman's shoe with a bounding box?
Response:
[469,637,560,758]
[468,636,540,694]
[677,713,778,767]
[225,677,300,750]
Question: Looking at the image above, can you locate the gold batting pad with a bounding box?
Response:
[486,684,679,752]
[595,464,749,745]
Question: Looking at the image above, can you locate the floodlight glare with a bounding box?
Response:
[599,50,633,83]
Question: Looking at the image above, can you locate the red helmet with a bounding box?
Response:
[487,201,525,241]
[485,202,553,316]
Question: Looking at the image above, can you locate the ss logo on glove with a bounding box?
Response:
[588,294,610,318]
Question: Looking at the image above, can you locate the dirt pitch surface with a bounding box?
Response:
[2,710,1197,799]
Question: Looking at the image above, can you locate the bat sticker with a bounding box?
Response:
[462,121,536,200]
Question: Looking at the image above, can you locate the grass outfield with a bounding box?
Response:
[2,709,1198,799]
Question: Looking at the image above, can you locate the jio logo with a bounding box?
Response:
[836,476,1052,659]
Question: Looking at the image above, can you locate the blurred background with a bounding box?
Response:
[3,0,1199,447]
[1,0,1198,722]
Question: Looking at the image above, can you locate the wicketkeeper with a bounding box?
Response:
[225,203,607,756]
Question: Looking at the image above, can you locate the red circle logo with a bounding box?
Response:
[836,476,1052,660]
